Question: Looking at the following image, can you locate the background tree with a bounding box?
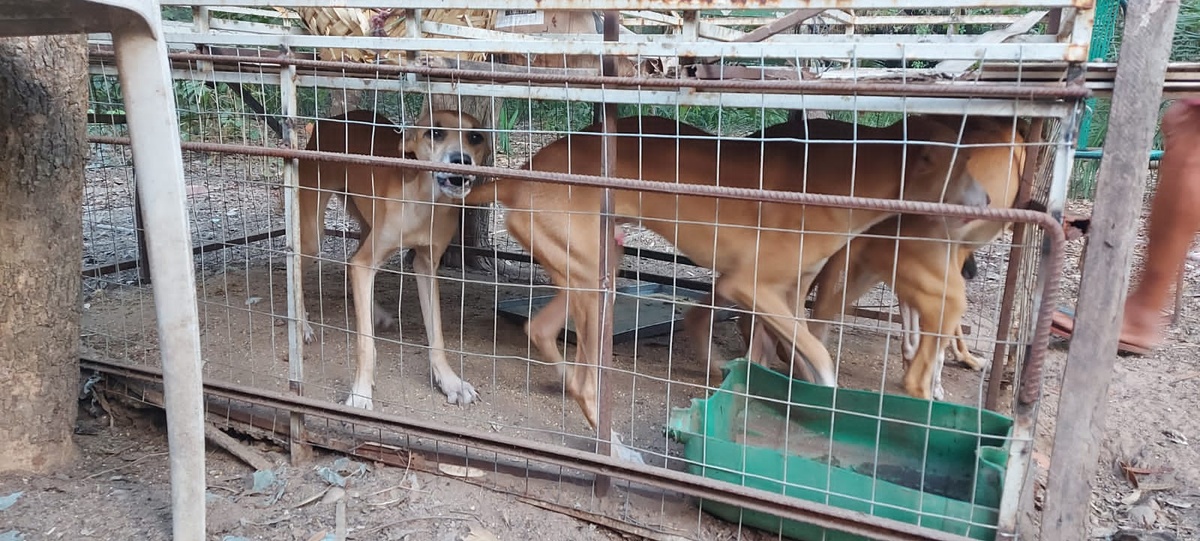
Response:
[0,33,87,473]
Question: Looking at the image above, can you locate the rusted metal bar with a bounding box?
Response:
[79,356,982,541]
[733,8,825,42]
[133,186,152,285]
[87,50,1093,100]
[592,9,622,497]
[87,135,1062,225]
[82,227,286,279]
[984,117,1045,411]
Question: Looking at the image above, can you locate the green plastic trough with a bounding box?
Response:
[667,360,1014,541]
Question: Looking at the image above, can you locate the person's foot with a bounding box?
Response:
[1049,306,1163,356]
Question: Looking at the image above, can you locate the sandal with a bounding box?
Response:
[1048,306,1152,356]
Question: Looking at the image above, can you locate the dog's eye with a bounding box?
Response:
[429,129,445,140]
[468,132,484,145]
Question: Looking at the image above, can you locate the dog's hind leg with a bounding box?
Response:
[901,276,967,401]
[807,248,851,345]
[948,326,987,370]
[412,242,478,406]
[683,292,741,380]
[715,275,836,387]
[900,303,920,366]
[525,288,570,377]
[298,183,336,344]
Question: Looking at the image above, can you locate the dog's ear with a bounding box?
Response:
[907,141,957,179]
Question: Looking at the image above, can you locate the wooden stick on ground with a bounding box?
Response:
[204,422,276,472]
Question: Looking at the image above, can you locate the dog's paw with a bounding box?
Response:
[932,384,946,401]
[610,432,646,465]
[343,392,374,411]
[301,321,316,344]
[439,376,479,406]
[952,349,990,371]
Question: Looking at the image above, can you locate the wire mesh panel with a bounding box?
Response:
[82,2,1090,539]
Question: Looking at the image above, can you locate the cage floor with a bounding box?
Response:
[80,259,1002,536]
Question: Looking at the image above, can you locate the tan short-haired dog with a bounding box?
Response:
[686,115,1023,400]
[297,109,492,410]
[808,116,1025,399]
[466,115,989,457]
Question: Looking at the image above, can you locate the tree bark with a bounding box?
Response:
[0,34,87,473]
[427,93,499,271]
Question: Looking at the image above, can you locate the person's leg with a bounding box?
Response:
[1119,100,1200,348]
[1052,100,1200,353]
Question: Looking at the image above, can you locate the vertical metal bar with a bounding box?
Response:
[404,9,422,86]
[1043,0,1181,537]
[191,6,213,74]
[280,45,312,464]
[592,9,621,498]
[984,117,1044,411]
[110,13,206,541]
[133,190,152,285]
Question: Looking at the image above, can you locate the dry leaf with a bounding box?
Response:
[319,487,345,505]
[462,524,500,541]
[438,464,486,478]
[1121,490,1144,505]
[292,487,331,509]
[1162,498,1193,509]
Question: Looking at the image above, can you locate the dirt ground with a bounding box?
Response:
[4,134,1199,540]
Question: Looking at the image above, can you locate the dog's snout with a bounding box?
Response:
[449,152,472,166]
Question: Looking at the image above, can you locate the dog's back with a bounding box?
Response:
[300,110,404,192]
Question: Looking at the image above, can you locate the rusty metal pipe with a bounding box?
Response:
[87,135,1050,223]
[985,117,1045,411]
[592,9,622,497]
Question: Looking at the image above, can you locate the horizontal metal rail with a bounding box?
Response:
[88,50,1091,100]
[88,63,1076,117]
[79,355,983,541]
[165,0,1086,11]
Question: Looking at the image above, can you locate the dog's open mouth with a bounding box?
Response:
[435,173,475,199]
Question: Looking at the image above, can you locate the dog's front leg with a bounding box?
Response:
[413,246,478,405]
[346,253,383,410]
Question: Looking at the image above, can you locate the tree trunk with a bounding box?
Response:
[0,34,87,473]
[427,93,499,272]
[328,88,363,116]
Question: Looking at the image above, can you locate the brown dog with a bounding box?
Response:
[297,109,492,410]
[806,115,1025,399]
[465,115,989,457]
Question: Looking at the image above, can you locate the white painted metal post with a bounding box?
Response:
[280,47,313,464]
[109,11,207,541]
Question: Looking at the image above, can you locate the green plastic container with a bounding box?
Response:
[666,360,1014,540]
